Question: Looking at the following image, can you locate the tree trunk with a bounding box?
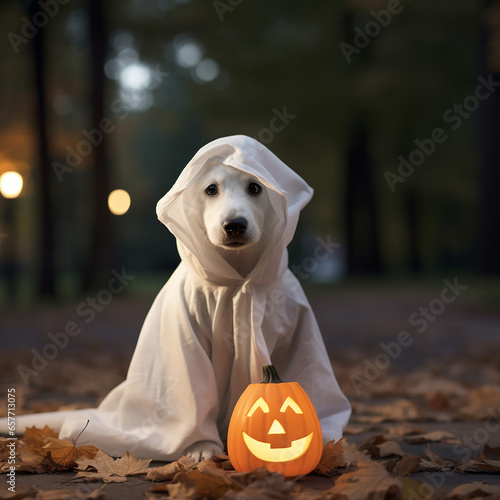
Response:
[82,0,114,290]
[30,0,56,297]
[345,123,383,275]
[476,0,500,275]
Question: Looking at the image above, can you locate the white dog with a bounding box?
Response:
[194,161,273,278]
[0,136,350,462]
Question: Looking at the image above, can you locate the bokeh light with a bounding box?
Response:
[108,189,131,215]
[0,171,23,199]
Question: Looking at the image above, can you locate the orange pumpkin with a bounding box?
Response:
[227,365,323,477]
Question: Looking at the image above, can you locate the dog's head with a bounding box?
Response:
[192,162,272,251]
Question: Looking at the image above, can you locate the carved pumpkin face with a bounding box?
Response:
[227,365,323,477]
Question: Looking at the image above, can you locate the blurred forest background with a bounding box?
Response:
[0,0,499,303]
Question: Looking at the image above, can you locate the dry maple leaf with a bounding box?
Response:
[180,462,240,500]
[325,457,427,500]
[41,436,99,469]
[73,450,151,483]
[315,439,345,476]
[23,425,58,442]
[342,439,368,466]
[146,455,197,481]
[20,425,99,470]
[0,439,59,474]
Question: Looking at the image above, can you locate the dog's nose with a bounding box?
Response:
[224,218,247,236]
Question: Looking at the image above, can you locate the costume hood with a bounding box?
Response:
[156,135,313,286]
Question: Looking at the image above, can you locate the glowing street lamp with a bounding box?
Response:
[0,171,23,199]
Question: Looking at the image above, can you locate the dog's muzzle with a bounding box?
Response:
[223,218,247,237]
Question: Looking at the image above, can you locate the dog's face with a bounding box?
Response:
[193,162,272,251]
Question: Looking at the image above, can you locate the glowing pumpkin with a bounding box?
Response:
[227,365,323,477]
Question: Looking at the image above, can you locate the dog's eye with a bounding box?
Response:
[248,182,262,195]
[205,184,218,196]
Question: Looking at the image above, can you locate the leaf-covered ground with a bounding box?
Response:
[1,280,499,499]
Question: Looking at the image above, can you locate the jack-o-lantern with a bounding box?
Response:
[227,365,323,477]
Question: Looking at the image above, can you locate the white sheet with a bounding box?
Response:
[0,135,350,460]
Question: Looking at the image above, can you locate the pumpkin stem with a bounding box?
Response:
[262,365,283,384]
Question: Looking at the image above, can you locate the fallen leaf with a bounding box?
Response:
[146,455,197,481]
[182,468,237,499]
[420,445,458,472]
[360,435,406,458]
[341,439,368,466]
[210,453,233,471]
[0,440,59,474]
[229,467,274,487]
[445,481,500,499]
[19,426,99,470]
[392,454,422,476]
[23,426,58,442]
[224,472,295,500]
[459,386,500,420]
[41,437,99,469]
[324,458,407,499]
[455,456,500,474]
[315,440,345,475]
[405,430,460,444]
[73,450,151,482]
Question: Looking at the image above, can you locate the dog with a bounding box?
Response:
[193,161,273,279]
[0,136,350,463]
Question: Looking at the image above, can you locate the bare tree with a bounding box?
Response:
[29,0,56,296]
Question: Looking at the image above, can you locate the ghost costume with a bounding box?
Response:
[0,135,350,460]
